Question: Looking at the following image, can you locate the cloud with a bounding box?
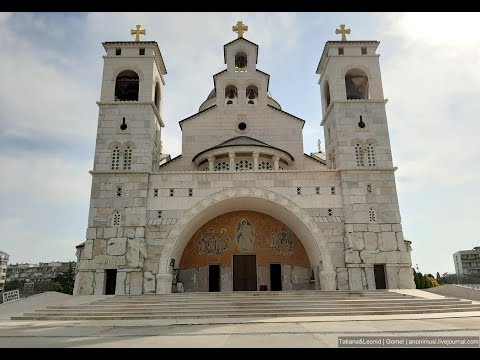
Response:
[377,13,480,193]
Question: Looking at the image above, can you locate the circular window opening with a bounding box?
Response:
[238,122,247,131]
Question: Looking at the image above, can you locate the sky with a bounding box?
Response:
[1,12,479,276]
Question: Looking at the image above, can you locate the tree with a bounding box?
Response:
[424,275,432,288]
[413,269,421,289]
[4,280,25,291]
[417,272,426,289]
[53,263,75,295]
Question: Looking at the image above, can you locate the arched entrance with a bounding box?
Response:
[156,187,336,293]
[179,210,312,292]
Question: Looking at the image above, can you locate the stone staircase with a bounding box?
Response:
[11,290,480,321]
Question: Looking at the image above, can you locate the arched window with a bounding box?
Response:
[324,81,331,108]
[366,143,376,167]
[235,52,247,72]
[154,82,160,109]
[246,85,258,105]
[113,211,121,226]
[235,159,253,171]
[214,161,230,171]
[111,146,120,170]
[354,143,364,167]
[368,208,376,223]
[258,161,273,170]
[345,68,369,100]
[225,85,238,105]
[123,146,132,170]
[115,70,139,101]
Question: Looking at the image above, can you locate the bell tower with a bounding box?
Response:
[316,25,415,290]
[74,26,168,296]
[94,25,167,173]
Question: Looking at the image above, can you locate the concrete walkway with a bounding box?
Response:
[1,291,479,347]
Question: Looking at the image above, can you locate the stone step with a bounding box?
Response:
[92,295,417,303]
[90,296,456,304]
[31,304,480,315]
[12,306,480,321]
[13,291,476,321]
[44,299,470,311]
[111,292,408,298]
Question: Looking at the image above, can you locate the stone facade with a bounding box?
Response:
[74,29,415,295]
[0,251,9,292]
[453,247,480,276]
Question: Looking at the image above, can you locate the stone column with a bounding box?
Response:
[156,273,173,294]
[272,155,280,171]
[208,156,215,171]
[228,152,235,172]
[319,270,337,290]
[252,151,259,171]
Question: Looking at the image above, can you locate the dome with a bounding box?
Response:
[206,88,216,100]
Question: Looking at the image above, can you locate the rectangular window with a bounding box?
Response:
[153,188,159,197]
[315,187,320,195]
[338,48,344,55]
[116,186,122,197]
[115,48,121,56]
[331,186,335,195]
[188,188,193,197]
[361,47,367,55]
[157,210,162,219]
[139,48,145,55]
[169,189,174,197]
[327,208,333,216]
[296,187,301,195]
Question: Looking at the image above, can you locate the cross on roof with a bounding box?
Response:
[335,24,351,42]
[232,21,248,38]
[131,25,146,42]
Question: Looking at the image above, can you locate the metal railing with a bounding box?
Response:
[442,274,480,290]
[2,289,20,303]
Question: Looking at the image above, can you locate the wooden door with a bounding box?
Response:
[233,255,257,291]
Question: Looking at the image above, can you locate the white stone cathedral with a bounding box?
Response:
[73,23,415,296]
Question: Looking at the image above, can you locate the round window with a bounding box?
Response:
[238,122,247,131]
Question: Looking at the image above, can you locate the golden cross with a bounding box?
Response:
[130,25,146,42]
[335,24,350,42]
[232,21,248,38]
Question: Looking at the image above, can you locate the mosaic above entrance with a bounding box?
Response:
[180,211,309,269]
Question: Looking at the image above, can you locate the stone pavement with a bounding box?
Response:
[1,317,480,348]
[1,291,480,348]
